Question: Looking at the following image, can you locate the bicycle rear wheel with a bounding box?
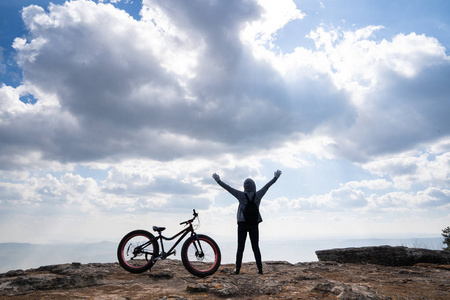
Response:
[117,230,159,273]
[181,234,221,277]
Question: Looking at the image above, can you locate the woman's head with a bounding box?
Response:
[243,178,256,192]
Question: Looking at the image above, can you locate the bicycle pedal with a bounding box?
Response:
[152,256,163,263]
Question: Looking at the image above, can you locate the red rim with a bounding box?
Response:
[121,234,152,269]
[187,238,218,273]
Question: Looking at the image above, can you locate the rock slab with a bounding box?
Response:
[316,245,450,266]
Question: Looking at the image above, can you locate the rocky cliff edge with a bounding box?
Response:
[1,247,449,299]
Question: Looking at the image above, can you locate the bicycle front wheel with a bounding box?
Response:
[117,230,159,273]
[181,234,221,277]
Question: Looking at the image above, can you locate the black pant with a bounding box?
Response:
[236,222,262,272]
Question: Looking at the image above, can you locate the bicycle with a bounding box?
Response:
[117,209,221,277]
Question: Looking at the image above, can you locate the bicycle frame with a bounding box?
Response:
[136,212,202,262]
[153,223,196,260]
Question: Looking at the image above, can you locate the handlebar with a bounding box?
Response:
[180,209,198,226]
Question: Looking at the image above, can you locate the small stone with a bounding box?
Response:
[149,270,174,280]
[186,283,208,293]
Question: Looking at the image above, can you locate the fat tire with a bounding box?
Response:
[181,234,221,277]
[117,229,159,273]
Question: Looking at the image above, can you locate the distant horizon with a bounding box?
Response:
[0,230,444,245]
[1,233,444,244]
[0,236,444,273]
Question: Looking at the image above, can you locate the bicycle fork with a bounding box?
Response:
[191,234,205,259]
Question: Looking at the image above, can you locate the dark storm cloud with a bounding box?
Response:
[1,0,352,167]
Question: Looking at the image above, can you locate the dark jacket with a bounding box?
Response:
[217,176,278,224]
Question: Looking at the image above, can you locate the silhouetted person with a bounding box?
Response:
[212,170,282,275]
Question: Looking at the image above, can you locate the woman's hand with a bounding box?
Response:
[212,173,220,182]
[274,170,282,178]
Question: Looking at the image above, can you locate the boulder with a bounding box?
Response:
[315,245,450,266]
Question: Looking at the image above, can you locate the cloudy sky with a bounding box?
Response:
[1,0,449,246]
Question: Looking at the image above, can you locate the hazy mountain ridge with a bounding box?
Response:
[0,241,117,273]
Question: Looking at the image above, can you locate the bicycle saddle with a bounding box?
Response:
[153,226,166,232]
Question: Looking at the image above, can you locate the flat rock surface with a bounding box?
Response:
[1,259,450,299]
